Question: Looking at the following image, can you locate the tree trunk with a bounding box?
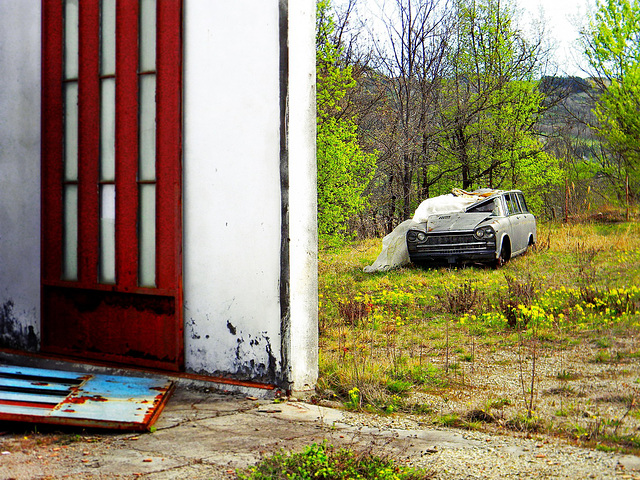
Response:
[388,175,397,234]
[402,155,412,219]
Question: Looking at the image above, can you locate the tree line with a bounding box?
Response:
[316,0,640,245]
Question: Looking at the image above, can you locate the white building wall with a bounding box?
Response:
[183,1,285,381]
[0,0,42,351]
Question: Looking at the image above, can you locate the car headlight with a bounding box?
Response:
[416,232,426,242]
[474,226,495,240]
[407,231,418,242]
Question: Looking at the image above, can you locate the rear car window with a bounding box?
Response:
[516,193,529,213]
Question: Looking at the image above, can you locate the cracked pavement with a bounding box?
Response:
[0,383,481,479]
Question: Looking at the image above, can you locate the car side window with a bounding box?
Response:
[500,196,510,215]
[517,193,529,213]
[505,193,521,215]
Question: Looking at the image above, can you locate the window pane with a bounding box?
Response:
[518,194,529,213]
[64,82,78,182]
[62,185,78,281]
[99,185,116,284]
[507,195,520,214]
[139,0,156,72]
[100,78,116,181]
[139,74,156,181]
[139,184,156,287]
[100,0,116,76]
[64,0,79,80]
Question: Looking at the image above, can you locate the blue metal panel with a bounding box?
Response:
[0,365,84,380]
[0,364,174,431]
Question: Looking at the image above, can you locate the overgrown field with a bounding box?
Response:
[317,221,640,453]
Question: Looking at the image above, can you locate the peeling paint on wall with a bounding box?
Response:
[185,312,282,384]
[231,330,279,382]
[0,300,38,351]
[186,317,200,340]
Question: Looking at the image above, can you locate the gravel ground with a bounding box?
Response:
[405,334,640,441]
[318,332,640,479]
[337,409,640,479]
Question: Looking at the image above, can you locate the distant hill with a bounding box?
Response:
[539,76,591,95]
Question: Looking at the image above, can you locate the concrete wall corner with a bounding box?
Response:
[284,0,318,393]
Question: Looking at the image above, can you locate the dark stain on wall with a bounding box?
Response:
[227,320,237,335]
[187,317,200,340]
[278,0,292,392]
[225,332,280,383]
[185,312,284,386]
[0,300,38,351]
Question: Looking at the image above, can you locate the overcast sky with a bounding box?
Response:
[335,0,595,77]
[519,0,592,76]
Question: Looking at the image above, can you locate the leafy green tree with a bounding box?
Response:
[436,0,562,203]
[367,0,449,221]
[583,0,640,199]
[316,0,376,245]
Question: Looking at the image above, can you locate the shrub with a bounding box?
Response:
[238,442,433,479]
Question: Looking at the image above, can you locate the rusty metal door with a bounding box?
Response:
[41,0,183,370]
[0,364,173,431]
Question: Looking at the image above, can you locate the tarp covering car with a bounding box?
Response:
[364,189,501,272]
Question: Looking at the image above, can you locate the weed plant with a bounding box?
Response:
[238,442,433,479]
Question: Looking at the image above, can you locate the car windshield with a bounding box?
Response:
[467,198,500,215]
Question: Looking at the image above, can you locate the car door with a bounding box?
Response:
[516,192,536,245]
[504,193,526,254]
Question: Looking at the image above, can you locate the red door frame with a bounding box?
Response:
[41,0,183,371]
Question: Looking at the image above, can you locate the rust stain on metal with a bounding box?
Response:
[64,395,108,404]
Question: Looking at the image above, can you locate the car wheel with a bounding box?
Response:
[494,240,510,268]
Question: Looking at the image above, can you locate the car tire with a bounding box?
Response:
[494,240,510,268]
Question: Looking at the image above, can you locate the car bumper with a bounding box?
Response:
[407,245,497,265]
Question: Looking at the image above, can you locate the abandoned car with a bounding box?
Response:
[406,190,536,266]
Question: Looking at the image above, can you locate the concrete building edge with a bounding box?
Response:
[282,0,319,395]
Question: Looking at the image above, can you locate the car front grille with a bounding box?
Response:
[424,234,476,245]
[412,233,494,254]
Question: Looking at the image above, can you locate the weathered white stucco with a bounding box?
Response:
[183,0,318,389]
[183,1,285,381]
[0,0,42,351]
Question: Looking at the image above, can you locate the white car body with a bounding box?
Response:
[406,190,537,266]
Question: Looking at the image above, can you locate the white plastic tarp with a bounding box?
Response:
[363,190,499,272]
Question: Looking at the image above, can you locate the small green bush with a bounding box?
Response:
[238,442,433,479]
